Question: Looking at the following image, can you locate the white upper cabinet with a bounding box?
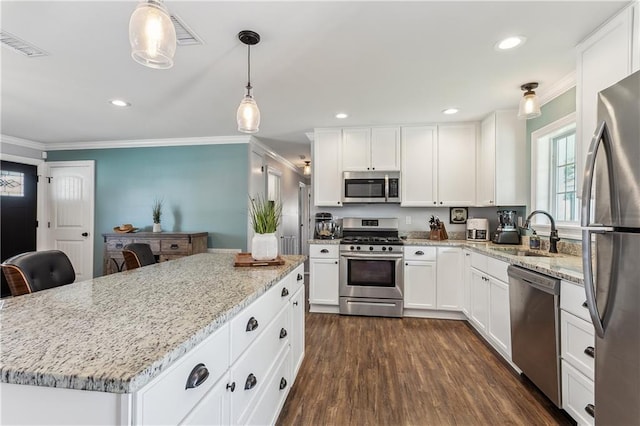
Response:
[576,3,637,197]
[477,110,527,206]
[343,127,400,171]
[401,126,437,206]
[437,123,477,206]
[313,128,343,207]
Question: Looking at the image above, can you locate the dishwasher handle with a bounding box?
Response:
[507,265,559,295]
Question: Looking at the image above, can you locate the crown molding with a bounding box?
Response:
[44,135,252,151]
[538,71,576,106]
[1,134,47,151]
[305,132,314,142]
[250,137,305,176]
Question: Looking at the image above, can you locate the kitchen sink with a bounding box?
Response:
[487,247,554,257]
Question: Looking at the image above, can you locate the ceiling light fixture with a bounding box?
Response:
[517,82,542,119]
[236,30,261,134]
[303,161,311,176]
[109,99,131,107]
[496,36,526,51]
[335,113,348,119]
[442,108,459,115]
[129,0,177,69]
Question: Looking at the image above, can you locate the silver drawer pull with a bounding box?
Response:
[185,363,209,389]
[246,317,259,332]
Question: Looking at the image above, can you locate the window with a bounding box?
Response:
[0,170,25,197]
[531,112,579,237]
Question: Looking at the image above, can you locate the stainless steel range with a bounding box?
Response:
[339,217,404,317]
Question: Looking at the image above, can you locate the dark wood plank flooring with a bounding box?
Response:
[277,313,574,426]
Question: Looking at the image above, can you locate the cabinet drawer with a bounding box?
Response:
[561,281,591,323]
[138,324,230,426]
[470,251,488,271]
[309,244,339,258]
[561,311,595,380]
[161,239,191,254]
[230,305,290,424]
[404,246,436,261]
[562,360,595,426]
[244,346,291,426]
[134,239,160,252]
[486,257,509,283]
[286,264,305,296]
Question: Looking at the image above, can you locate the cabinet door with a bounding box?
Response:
[436,247,462,311]
[437,124,477,205]
[477,114,496,206]
[488,277,511,359]
[462,250,472,316]
[180,373,230,426]
[470,269,489,332]
[370,127,400,171]
[400,126,437,206]
[342,128,371,171]
[493,110,527,206]
[290,285,305,380]
[313,129,343,206]
[404,261,436,309]
[309,258,339,305]
[576,6,634,197]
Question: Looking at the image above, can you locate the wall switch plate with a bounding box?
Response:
[405,216,412,225]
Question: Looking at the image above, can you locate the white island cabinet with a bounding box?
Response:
[0,253,306,426]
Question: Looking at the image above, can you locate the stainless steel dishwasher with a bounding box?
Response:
[508,265,561,407]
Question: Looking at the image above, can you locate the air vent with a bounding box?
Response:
[0,30,48,57]
[170,15,203,46]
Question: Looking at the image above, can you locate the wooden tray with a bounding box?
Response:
[234,253,285,267]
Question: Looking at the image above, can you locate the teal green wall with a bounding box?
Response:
[526,86,576,145]
[47,144,249,276]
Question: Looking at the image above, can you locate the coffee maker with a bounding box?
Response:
[314,212,342,239]
[492,210,521,244]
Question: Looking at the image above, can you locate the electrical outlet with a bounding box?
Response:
[405,216,412,225]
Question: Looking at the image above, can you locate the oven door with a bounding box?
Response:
[339,252,403,299]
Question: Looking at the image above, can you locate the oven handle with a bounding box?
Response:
[341,252,403,260]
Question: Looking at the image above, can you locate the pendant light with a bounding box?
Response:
[303,161,311,176]
[237,30,261,134]
[129,0,176,70]
[517,82,542,119]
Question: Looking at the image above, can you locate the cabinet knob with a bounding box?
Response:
[280,328,288,339]
[405,262,408,266]
[582,301,588,308]
[320,249,329,253]
[281,287,289,297]
[246,317,259,332]
[439,201,443,205]
[81,232,89,237]
[244,373,258,390]
[226,382,236,392]
[335,261,338,264]
[584,346,595,358]
[433,201,436,205]
[293,301,299,306]
[297,273,303,281]
[185,363,209,389]
[279,377,288,390]
[585,404,595,418]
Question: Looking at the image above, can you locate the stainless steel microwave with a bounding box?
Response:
[342,171,401,203]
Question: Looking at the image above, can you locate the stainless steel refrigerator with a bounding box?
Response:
[581,69,640,425]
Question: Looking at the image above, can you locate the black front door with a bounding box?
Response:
[1,161,38,297]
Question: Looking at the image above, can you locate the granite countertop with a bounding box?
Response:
[0,253,306,394]
[310,238,583,284]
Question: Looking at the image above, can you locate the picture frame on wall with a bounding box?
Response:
[450,207,468,224]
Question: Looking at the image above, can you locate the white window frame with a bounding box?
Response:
[530,112,581,240]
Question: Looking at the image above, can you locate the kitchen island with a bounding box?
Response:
[1,252,306,425]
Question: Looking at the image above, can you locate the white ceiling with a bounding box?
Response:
[1,1,627,168]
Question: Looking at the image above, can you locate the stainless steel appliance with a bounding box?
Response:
[508,265,561,407]
[466,218,490,241]
[581,70,640,425]
[313,212,342,239]
[492,209,520,244]
[342,171,400,204]
[339,217,404,317]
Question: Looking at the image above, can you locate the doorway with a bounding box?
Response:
[1,161,38,297]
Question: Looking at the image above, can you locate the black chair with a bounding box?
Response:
[122,243,156,270]
[1,250,76,297]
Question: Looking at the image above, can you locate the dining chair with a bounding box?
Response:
[122,243,156,270]
[1,250,76,297]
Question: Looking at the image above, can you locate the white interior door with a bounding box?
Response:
[46,161,95,281]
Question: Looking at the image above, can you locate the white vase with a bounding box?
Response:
[153,223,162,233]
[251,232,278,260]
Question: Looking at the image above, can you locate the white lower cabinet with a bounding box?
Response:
[180,373,231,425]
[436,247,462,310]
[562,361,595,426]
[487,277,511,358]
[470,268,489,332]
[245,347,292,426]
[309,244,339,311]
[290,285,305,380]
[461,250,472,316]
[404,259,437,309]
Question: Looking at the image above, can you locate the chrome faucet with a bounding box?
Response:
[523,210,561,253]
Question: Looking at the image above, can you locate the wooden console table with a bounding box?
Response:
[102,231,208,275]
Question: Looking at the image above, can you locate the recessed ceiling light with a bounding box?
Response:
[495,36,526,51]
[109,99,131,107]
[335,113,348,119]
[443,108,459,115]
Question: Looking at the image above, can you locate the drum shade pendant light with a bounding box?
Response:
[517,82,542,119]
[129,0,176,69]
[237,30,261,134]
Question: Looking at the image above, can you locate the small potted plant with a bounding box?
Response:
[249,195,282,260]
[152,197,163,233]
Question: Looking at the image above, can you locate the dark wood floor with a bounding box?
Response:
[277,313,574,426]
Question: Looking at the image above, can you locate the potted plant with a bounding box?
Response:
[152,197,163,233]
[249,195,282,260]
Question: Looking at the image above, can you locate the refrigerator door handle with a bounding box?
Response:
[581,120,609,226]
[582,229,606,338]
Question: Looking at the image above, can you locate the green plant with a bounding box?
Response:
[249,195,282,234]
[152,197,163,224]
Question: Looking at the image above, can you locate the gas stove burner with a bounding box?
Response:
[341,236,403,245]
